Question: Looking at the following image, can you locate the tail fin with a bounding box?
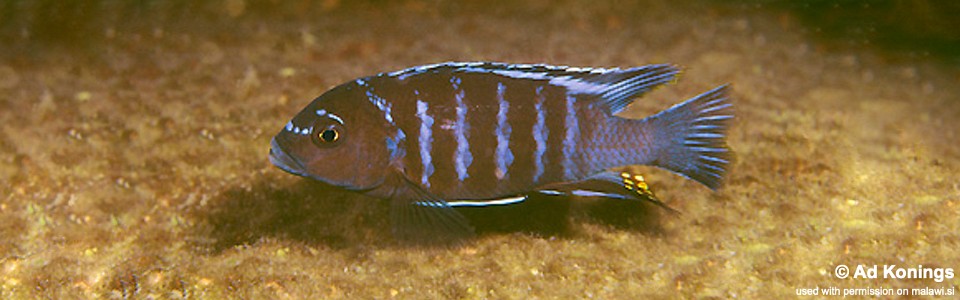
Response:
[646,85,733,190]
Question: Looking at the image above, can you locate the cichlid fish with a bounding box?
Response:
[269,62,733,243]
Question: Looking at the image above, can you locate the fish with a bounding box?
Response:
[269,62,733,243]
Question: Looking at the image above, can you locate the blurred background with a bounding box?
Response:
[2,1,959,63]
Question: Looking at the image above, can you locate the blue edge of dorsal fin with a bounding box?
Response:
[388,62,681,117]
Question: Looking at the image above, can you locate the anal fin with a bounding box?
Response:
[537,171,677,214]
[439,196,527,208]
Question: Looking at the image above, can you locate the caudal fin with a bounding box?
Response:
[646,85,733,190]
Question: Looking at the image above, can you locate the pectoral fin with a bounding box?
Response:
[387,173,475,244]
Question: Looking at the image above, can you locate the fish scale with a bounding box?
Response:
[361,69,583,200]
[268,62,733,243]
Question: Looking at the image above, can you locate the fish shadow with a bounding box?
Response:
[461,195,666,238]
[192,178,383,252]
[579,197,667,235]
[195,177,665,252]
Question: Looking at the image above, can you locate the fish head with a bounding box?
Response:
[269,84,391,191]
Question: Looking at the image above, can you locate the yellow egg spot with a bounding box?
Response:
[633,175,644,181]
[620,172,630,178]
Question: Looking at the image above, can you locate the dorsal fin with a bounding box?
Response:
[568,64,680,115]
[385,62,680,115]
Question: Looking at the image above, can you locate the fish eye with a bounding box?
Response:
[311,123,343,147]
[319,128,339,143]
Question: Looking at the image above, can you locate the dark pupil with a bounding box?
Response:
[320,129,337,142]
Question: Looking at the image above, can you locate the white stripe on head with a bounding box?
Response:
[315,109,344,125]
[358,79,395,126]
[284,120,312,136]
[326,113,344,125]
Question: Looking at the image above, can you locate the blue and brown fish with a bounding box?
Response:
[269,62,733,243]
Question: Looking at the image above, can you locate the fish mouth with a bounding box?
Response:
[269,136,382,193]
[269,137,308,177]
